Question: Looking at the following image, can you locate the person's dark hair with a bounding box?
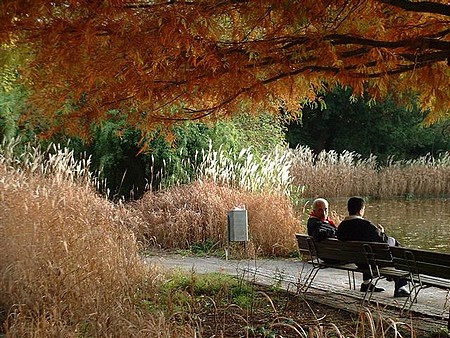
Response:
[347,196,365,215]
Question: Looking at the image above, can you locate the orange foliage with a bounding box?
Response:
[1,0,449,137]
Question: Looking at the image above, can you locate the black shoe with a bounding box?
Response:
[360,283,385,293]
[394,288,410,298]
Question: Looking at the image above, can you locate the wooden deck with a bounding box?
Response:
[239,265,450,333]
[301,280,449,333]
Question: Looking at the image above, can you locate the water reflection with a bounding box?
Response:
[329,198,450,253]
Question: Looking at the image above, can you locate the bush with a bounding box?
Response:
[128,181,303,257]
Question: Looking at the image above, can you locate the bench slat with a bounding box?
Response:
[390,246,450,283]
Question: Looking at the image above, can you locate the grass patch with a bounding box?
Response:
[145,271,438,338]
[157,272,255,310]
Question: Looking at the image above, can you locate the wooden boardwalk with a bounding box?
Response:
[238,264,450,333]
[297,280,448,333]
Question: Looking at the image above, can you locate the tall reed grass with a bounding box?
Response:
[159,143,449,201]
[0,137,93,185]
[289,146,380,198]
[284,146,449,199]
[0,140,194,337]
[377,153,450,198]
[160,142,294,197]
[197,144,294,196]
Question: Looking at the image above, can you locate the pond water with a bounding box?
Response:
[327,198,450,253]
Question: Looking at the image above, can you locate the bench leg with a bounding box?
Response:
[360,277,381,305]
[297,266,320,293]
[401,283,422,314]
[361,276,385,306]
[347,271,356,290]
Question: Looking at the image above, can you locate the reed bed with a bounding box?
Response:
[0,142,194,337]
[377,153,450,198]
[160,143,449,201]
[0,137,93,186]
[160,143,294,197]
[196,145,294,196]
[289,146,379,198]
[288,146,450,199]
[128,180,302,257]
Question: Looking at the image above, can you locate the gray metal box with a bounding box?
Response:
[227,209,248,242]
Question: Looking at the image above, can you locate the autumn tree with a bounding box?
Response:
[1,0,449,138]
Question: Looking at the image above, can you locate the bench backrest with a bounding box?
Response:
[296,233,313,257]
[390,246,450,279]
[315,238,368,265]
[295,233,393,270]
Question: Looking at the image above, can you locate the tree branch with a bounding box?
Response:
[379,0,450,16]
[327,33,450,50]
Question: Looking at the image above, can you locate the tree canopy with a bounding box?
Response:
[1,0,450,138]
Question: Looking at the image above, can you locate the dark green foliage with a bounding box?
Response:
[286,87,450,162]
[84,118,176,200]
[70,112,287,201]
[0,71,29,140]
[173,112,287,159]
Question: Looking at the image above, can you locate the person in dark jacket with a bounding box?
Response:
[307,198,337,241]
[336,196,410,297]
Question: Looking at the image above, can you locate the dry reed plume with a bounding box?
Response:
[197,145,293,196]
[289,146,379,198]
[377,153,450,198]
[0,141,195,337]
[128,180,302,257]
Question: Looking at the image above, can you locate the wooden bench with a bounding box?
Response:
[390,246,450,329]
[295,234,405,301]
[296,233,363,292]
[296,233,450,329]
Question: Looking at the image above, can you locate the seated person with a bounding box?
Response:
[307,198,337,241]
[336,196,410,297]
